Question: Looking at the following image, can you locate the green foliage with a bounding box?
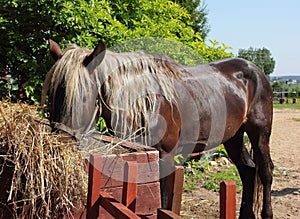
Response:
[272,80,300,99]
[172,0,210,39]
[0,0,67,103]
[243,134,250,144]
[190,39,233,62]
[238,47,275,75]
[184,158,210,191]
[184,158,242,193]
[0,0,232,104]
[212,144,228,158]
[204,166,242,193]
[184,145,242,193]
[111,38,206,66]
[174,154,184,165]
[96,117,108,133]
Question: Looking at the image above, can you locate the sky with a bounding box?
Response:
[205,0,300,76]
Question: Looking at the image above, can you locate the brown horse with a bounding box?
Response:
[42,39,274,219]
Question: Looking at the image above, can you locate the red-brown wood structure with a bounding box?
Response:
[0,134,238,218]
[71,135,238,219]
[78,145,184,219]
[220,180,236,219]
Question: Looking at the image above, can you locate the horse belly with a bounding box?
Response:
[177,74,247,154]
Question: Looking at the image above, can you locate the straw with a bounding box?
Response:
[0,102,87,218]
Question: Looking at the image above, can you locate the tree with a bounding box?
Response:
[0,0,66,102]
[0,0,232,103]
[238,47,275,76]
[172,0,210,39]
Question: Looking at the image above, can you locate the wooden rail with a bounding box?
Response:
[100,191,140,219]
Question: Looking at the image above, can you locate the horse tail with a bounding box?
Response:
[246,61,273,217]
[253,166,263,218]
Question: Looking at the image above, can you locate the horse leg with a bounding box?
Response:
[246,124,273,219]
[224,128,256,219]
[156,101,181,209]
[159,150,176,209]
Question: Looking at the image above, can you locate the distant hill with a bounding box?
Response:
[270,75,300,81]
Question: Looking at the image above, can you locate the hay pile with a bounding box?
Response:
[0,102,88,218]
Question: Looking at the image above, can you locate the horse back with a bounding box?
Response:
[177,58,272,152]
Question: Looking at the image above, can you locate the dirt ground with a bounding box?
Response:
[180,109,300,219]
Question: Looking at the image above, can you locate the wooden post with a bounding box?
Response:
[86,154,102,219]
[171,166,184,215]
[165,165,184,215]
[220,180,236,219]
[122,161,138,212]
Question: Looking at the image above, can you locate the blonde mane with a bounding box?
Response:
[96,51,186,142]
[43,44,187,142]
[42,45,93,127]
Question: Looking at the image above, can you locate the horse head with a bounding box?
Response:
[42,39,106,135]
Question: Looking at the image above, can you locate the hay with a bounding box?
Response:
[0,102,87,218]
[0,101,139,218]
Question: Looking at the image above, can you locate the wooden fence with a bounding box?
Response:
[73,150,237,219]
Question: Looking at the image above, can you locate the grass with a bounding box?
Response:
[292,118,300,122]
[273,98,300,109]
[204,165,242,193]
[183,146,242,193]
[184,161,242,193]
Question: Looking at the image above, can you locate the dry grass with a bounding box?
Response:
[0,102,88,218]
[0,101,139,218]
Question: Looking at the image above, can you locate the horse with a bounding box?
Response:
[42,39,274,219]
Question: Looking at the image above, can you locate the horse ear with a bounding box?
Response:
[83,40,106,72]
[49,39,62,61]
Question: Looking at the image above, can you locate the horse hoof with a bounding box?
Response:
[262,213,273,219]
[262,216,273,219]
[261,208,273,219]
[238,211,255,219]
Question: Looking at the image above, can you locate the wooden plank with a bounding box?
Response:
[171,166,184,215]
[86,154,103,219]
[121,151,160,184]
[220,180,236,219]
[157,209,181,219]
[100,151,159,187]
[122,161,138,212]
[100,191,141,219]
[100,182,161,218]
